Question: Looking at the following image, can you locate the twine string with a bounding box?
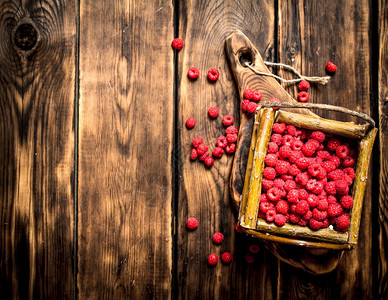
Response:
[257,101,375,128]
[244,61,331,85]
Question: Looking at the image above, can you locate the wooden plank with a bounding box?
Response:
[378,0,388,297]
[277,0,374,298]
[0,0,75,298]
[77,0,174,298]
[176,1,277,298]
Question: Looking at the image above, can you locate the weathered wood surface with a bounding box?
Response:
[0,0,76,298]
[0,0,385,299]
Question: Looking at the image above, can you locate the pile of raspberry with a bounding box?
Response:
[258,123,357,232]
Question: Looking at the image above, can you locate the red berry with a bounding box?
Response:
[322,161,336,172]
[336,214,350,230]
[190,149,198,160]
[284,180,297,191]
[296,157,310,170]
[204,156,214,167]
[299,189,309,200]
[340,195,354,209]
[222,115,234,126]
[185,117,196,129]
[199,151,209,161]
[241,99,250,112]
[275,214,287,226]
[328,203,343,217]
[188,67,200,79]
[342,156,355,167]
[225,143,236,154]
[318,199,329,211]
[325,181,337,195]
[192,137,204,148]
[208,106,219,118]
[267,187,282,201]
[275,160,290,174]
[327,138,341,151]
[343,168,356,179]
[207,68,219,81]
[197,143,209,155]
[260,201,275,213]
[295,172,310,186]
[265,154,278,167]
[308,163,321,177]
[268,142,279,154]
[310,131,326,143]
[208,254,218,266]
[246,102,258,114]
[235,223,244,233]
[287,189,299,203]
[309,218,323,230]
[262,178,274,191]
[307,194,319,207]
[330,156,341,168]
[316,150,331,160]
[221,252,233,264]
[312,208,327,221]
[273,122,287,134]
[336,145,349,159]
[302,141,317,157]
[335,180,349,195]
[328,169,344,181]
[289,164,302,176]
[296,200,310,215]
[263,167,276,180]
[276,200,289,214]
[298,91,310,102]
[252,91,262,102]
[269,98,280,110]
[286,125,297,136]
[273,178,285,189]
[186,217,198,230]
[212,232,224,244]
[282,135,294,147]
[298,80,310,91]
[326,61,337,73]
[248,244,260,254]
[327,195,337,204]
[289,213,301,223]
[212,147,224,158]
[243,89,254,100]
[171,38,184,50]
[226,133,238,143]
[216,136,228,148]
[298,218,309,227]
[289,150,303,163]
[271,133,283,145]
[225,125,238,135]
[245,254,256,263]
[291,140,304,151]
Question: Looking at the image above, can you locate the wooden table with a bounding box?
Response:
[0,0,387,299]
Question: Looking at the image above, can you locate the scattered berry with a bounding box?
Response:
[212,147,224,158]
[246,102,258,114]
[199,151,209,161]
[221,252,233,264]
[216,136,228,148]
[188,67,199,79]
[204,156,214,167]
[296,200,310,215]
[336,145,349,159]
[222,115,234,126]
[298,80,310,91]
[276,200,289,214]
[252,91,262,102]
[192,137,203,148]
[207,68,219,81]
[241,99,250,112]
[208,254,218,266]
[225,143,236,154]
[298,91,310,102]
[185,117,196,129]
[197,143,209,155]
[208,106,219,118]
[243,89,254,100]
[245,254,256,263]
[327,138,341,151]
[326,61,337,73]
[248,245,260,254]
[310,131,326,143]
[190,149,198,160]
[186,217,198,230]
[171,38,184,50]
[225,125,238,135]
[212,232,224,244]
[226,133,238,143]
[268,142,279,154]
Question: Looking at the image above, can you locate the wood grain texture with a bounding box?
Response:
[277,0,374,298]
[176,1,277,299]
[0,0,75,298]
[378,0,388,297]
[78,0,174,298]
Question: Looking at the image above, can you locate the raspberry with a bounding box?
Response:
[296,129,307,140]
[226,133,238,143]
[298,80,310,91]
[307,194,319,207]
[265,154,278,167]
[326,61,337,73]
[282,135,294,147]
[310,131,326,143]
[259,201,275,213]
[225,125,238,135]
[322,161,336,172]
[222,115,234,126]
[262,178,274,191]
[335,180,349,195]
[246,102,258,114]
[298,91,310,102]
[186,217,198,230]
[212,232,224,244]
[275,160,290,174]
[299,189,309,200]
[296,172,309,185]
[216,136,228,148]
[342,156,355,167]
[241,99,250,112]
[289,150,303,163]
[252,91,262,102]
[316,150,331,160]
[284,180,297,191]
[275,214,287,226]
[289,164,302,176]
[340,195,354,209]
[197,143,209,155]
[327,138,341,151]
[276,200,289,214]
[330,156,341,168]
[298,218,309,227]
[212,147,224,158]
[225,143,236,154]
[287,189,299,203]
[263,167,276,180]
[243,88,254,100]
[303,210,313,220]
[267,187,282,201]
[192,137,204,148]
[221,252,233,264]
[296,200,309,215]
[291,140,304,151]
[289,213,301,223]
[207,68,219,81]
[286,125,297,136]
[249,245,260,254]
[260,194,269,203]
[327,195,337,204]
[273,122,287,134]
[208,254,218,266]
[171,38,184,50]
[273,178,285,189]
[328,169,344,181]
[328,203,343,217]
[307,180,324,194]
[235,223,244,233]
[185,117,196,129]
[325,181,337,195]
[204,156,214,167]
[322,219,329,228]
[336,145,349,159]
[296,157,310,169]
[266,209,276,222]
[308,163,321,177]
[245,254,256,263]
[188,67,200,79]
[312,208,327,221]
[318,199,329,211]
[269,98,280,110]
[190,149,198,160]
[343,168,356,179]
[208,106,219,118]
[270,134,282,145]
[302,142,317,157]
[308,139,320,148]
[279,145,292,158]
[268,142,279,154]
[309,218,323,230]
[336,214,350,230]
[199,151,209,161]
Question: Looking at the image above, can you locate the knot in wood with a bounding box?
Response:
[14,23,38,51]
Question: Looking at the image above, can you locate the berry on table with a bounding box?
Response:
[252,91,262,102]
[190,149,198,161]
[221,252,233,264]
[225,125,238,134]
[207,68,220,81]
[326,61,337,73]
[185,117,196,129]
[188,67,200,79]
[216,136,228,148]
[192,137,203,148]
[241,99,250,112]
[212,147,224,158]
[208,106,219,118]
[204,156,214,167]
[208,254,218,266]
[212,232,224,244]
[298,91,310,102]
[298,80,310,91]
[186,217,198,230]
[171,38,184,50]
[225,143,236,154]
[226,133,238,143]
[222,115,234,126]
[246,102,258,114]
[243,88,254,100]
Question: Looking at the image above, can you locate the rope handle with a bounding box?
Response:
[258,101,376,128]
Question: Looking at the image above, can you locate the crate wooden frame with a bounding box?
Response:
[238,107,377,250]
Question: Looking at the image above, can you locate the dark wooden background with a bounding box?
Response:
[0,0,386,299]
